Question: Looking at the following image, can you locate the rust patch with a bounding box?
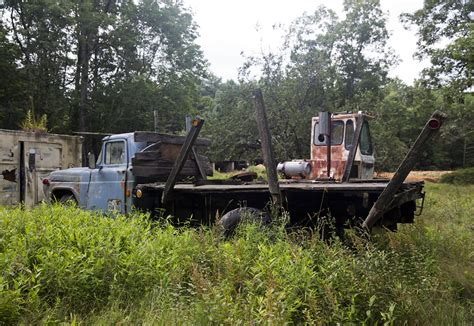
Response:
[310,144,346,180]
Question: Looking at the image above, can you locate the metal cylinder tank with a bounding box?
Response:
[277,161,312,178]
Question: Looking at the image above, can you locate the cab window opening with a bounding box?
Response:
[360,121,373,155]
[345,119,354,150]
[314,120,344,146]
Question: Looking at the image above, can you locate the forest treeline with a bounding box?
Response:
[0,0,472,171]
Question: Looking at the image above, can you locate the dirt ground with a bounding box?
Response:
[375,170,452,183]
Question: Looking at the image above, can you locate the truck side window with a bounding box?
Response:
[345,119,354,150]
[314,121,344,146]
[104,141,126,165]
[360,121,373,155]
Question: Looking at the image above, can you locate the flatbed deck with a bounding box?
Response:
[135,179,424,229]
[138,180,422,194]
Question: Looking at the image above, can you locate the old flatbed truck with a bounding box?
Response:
[43,90,446,233]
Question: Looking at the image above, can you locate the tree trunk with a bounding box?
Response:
[78,35,89,132]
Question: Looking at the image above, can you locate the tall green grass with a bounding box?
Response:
[0,183,472,324]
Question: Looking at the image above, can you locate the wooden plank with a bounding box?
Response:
[133,156,212,171]
[132,158,196,167]
[134,150,162,161]
[134,131,210,146]
[133,166,200,177]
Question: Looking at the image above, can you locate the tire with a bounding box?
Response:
[218,207,270,237]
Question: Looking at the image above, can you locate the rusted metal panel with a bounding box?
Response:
[309,146,347,180]
[0,129,82,207]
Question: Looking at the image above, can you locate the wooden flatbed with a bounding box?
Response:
[134,180,424,229]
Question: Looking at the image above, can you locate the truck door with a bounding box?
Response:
[86,139,127,213]
[22,141,63,207]
[359,121,375,179]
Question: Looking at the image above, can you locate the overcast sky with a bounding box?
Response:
[184,0,429,84]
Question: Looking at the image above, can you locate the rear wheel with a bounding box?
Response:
[218,207,270,237]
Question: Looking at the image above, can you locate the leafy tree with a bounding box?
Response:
[2,0,74,132]
[0,23,26,129]
[0,0,206,134]
[208,0,394,162]
[402,0,473,92]
[204,80,261,162]
[403,0,474,168]
[334,0,395,109]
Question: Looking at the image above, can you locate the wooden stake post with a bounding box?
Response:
[252,89,282,208]
[161,117,204,203]
[185,116,207,180]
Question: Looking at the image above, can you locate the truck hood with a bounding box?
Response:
[49,167,91,183]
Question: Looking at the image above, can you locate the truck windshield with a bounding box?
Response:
[314,121,344,146]
[105,141,126,164]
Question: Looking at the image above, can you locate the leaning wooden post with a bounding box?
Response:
[362,110,447,229]
[161,116,204,203]
[252,88,282,208]
[186,116,207,180]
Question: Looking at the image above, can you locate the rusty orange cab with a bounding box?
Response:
[277,112,375,181]
[309,112,374,180]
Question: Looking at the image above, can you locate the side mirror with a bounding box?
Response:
[88,152,96,169]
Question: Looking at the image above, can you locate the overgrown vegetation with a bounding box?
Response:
[20,109,48,133]
[440,168,474,185]
[0,183,472,324]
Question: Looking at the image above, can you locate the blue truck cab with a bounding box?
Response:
[44,133,148,213]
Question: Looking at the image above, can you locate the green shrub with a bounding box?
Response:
[440,167,474,185]
[0,184,472,324]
